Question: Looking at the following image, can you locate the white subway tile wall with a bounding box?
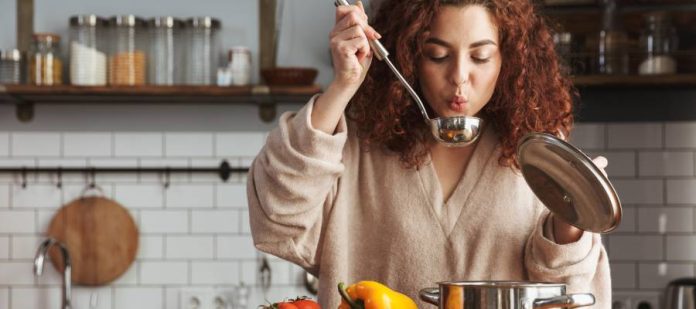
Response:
[0,124,695,308]
[611,263,637,289]
[0,236,8,259]
[11,287,62,309]
[114,287,164,309]
[607,123,663,149]
[114,133,163,157]
[638,263,695,289]
[0,133,9,157]
[11,133,62,157]
[140,261,189,285]
[165,133,214,157]
[0,131,289,309]
[63,133,113,157]
[0,288,8,309]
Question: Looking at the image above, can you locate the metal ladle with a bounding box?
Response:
[334,0,483,147]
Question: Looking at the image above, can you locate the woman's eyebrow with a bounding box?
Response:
[424,37,453,48]
[469,39,497,48]
[424,37,497,49]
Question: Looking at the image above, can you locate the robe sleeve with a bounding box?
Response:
[525,212,612,309]
[247,95,348,273]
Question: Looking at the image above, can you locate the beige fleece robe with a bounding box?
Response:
[247,96,611,309]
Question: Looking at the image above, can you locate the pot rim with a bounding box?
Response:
[436,280,566,288]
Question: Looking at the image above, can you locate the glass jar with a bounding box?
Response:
[107,15,147,86]
[228,47,251,86]
[596,0,628,75]
[69,15,108,86]
[184,17,221,85]
[28,33,63,85]
[638,12,678,75]
[148,17,184,85]
[0,49,25,84]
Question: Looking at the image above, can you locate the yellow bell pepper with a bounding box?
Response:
[337,281,419,309]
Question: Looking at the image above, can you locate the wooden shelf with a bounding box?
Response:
[0,84,321,122]
[572,74,696,87]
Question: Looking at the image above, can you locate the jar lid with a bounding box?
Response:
[109,15,146,27]
[70,15,107,27]
[517,132,622,233]
[148,17,184,28]
[32,33,61,43]
[228,47,251,60]
[229,46,251,53]
[186,17,221,29]
[0,49,24,61]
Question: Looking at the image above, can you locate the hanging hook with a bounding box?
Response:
[56,167,63,189]
[21,167,27,189]
[163,167,171,189]
[89,167,96,189]
[81,168,104,198]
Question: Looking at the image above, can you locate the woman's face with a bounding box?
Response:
[418,5,502,119]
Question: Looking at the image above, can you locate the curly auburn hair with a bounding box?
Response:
[347,0,575,169]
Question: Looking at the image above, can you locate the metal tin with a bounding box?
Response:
[0,49,23,61]
[0,49,25,84]
[420,281,595,309]
[517,132,622,233]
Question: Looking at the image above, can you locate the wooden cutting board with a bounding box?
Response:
[47,196,138,286]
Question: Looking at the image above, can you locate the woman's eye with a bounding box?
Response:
[428,55,448,63]
[472,54,491,64]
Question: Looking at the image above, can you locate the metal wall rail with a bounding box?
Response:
[0,160,249,188]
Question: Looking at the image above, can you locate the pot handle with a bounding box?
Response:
[533,293,595,309]
[419,288,440,306]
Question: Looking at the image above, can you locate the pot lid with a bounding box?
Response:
[517,132,622,233]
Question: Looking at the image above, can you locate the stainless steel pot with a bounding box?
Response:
[419,281,595,309]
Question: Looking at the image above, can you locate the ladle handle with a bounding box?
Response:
[333,0,388,61]
[333,0,432,123]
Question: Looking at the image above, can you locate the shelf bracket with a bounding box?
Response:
[252,85,276,122]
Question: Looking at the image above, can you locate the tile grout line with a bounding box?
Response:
[111,131,116,158]
[59,133,64,158]
[8,132,12,159]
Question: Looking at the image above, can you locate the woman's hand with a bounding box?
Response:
[329,0,381,92]
[312,1,381,134]
[552,156,609,244]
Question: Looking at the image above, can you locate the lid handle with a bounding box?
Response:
[419,288,440,306]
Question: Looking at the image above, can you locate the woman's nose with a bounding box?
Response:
[450,58,470,87]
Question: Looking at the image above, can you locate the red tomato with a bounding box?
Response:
[276,302,299,309]
[291,299,321,309]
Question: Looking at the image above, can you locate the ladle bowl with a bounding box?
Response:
[430,116,483,147]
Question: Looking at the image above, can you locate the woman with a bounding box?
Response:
[248,0,611,308]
